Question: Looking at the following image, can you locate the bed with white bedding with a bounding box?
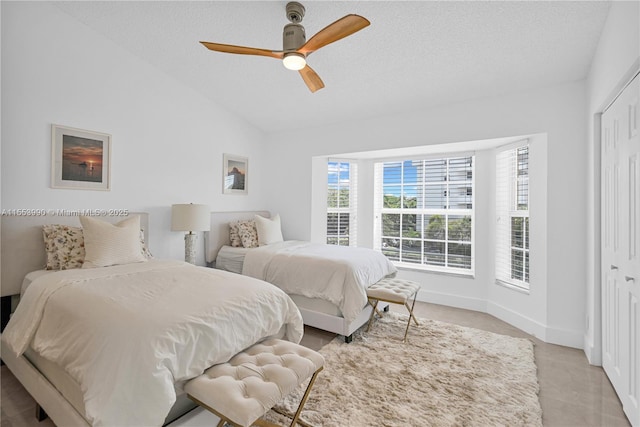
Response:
[206,211,397,342]
[0,213,303,427]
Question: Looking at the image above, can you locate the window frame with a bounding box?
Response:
[374,155,475,275]
[495,142,530,290]
[326,160,357,246]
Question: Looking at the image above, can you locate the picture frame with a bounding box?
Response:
[51,124,111,191]
[223,153,248,195]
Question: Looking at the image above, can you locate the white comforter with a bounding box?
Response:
[2,260,303,426]
[242,241,397,324]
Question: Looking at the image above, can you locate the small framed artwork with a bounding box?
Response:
[223,153,248,195]
[51,124,111,191]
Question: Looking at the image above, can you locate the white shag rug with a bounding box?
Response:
[265,312,542,427]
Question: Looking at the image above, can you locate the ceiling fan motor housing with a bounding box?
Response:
[286,2,305,23]
[283,23,306,51]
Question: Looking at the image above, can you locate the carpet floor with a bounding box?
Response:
[265,312,542,427]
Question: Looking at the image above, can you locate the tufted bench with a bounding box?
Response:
[184,339,324,427]
[366,277,421,342]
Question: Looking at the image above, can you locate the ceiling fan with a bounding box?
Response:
[200,2,370,93]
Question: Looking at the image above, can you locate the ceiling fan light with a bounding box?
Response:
[283,53,306,70]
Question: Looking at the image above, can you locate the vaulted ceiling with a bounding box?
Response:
[53,1,611,133]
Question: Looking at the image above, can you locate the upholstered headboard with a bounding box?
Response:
[0,213,149,297]
[205,211,270,264]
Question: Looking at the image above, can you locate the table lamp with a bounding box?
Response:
[171,203,210,264]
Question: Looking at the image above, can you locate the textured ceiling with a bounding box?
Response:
[53,1,611,134]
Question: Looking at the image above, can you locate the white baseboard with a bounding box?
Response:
[416,289,487,312]
[583,334,602,366]
[417,290,583,349]
[543,324,584,349]
[486,300,548,341]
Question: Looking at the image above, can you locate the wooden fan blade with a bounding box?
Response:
[299,65,325,93]
[298,14,370,55]
[200,41,284,59]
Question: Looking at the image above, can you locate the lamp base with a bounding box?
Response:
[184,233,197,264]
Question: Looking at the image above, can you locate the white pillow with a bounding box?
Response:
[80,215,148,268]
[254,214,284,246]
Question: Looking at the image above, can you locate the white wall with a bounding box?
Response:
[264,81,587,348]
[584,0,640,364]
[1,2,268,265]
[3,1,634,355]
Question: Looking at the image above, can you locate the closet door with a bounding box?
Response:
[602,73,639,427]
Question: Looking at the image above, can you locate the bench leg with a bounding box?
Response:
[366,300,379,332]
[289,367,323,427]
[402,292,420,342]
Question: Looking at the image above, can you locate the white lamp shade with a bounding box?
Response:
[171,204,210,232]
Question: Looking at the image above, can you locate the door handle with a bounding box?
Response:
[625,276,635,282]
[611,265,618,270]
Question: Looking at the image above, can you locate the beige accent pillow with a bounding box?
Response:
[236,220,259,248]
[229,221,242,247]
[80,216,147,268]
[42,225,85,270]
[139,229,154,259]
[255,214,284,246]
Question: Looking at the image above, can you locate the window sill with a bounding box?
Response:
[495,279,530,295]
[395,263,475,279]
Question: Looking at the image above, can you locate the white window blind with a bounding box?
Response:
[327,161,357,246]
[496,142,530,289]
[374,156,474,273]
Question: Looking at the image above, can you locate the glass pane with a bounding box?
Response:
[424,159,447,182]
[517,146,529,177]
[525,217,529,250]
[511,217,524,248]
[424,214,445,240]
[448,215,471,242]
[383,186,401,208]
[511,249,524,281]
[517,176,529,210]
[327,188,338,208]
[382,238,400,261]
[448,157,472,182]
[525,251,530,282]
[449,184,472,209]
[327,213,338,236]
[338,213,349,236]
[338,188,350,208]
[424,241,445,266]
[402,186,419,209]
[448,243,471,269]
[517,147,529,210]
[327,162,339,184]
[382,214,400,237]
[425,184,447,208]
[401,239,422,264]
[338,237,349,246]
[403,160,420,185]
[402,214,420,238]
[327,237,338,245]
[383,162,402,185]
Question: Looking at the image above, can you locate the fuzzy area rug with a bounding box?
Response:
[263,312,542,427]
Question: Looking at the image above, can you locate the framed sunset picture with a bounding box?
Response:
[51,125,111,190]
